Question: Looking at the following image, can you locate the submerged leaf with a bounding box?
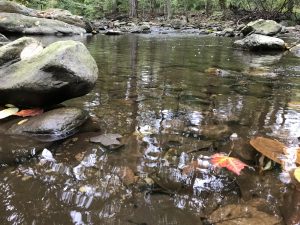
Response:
[210,153,249,175]
[14,108,43,117]
[250,137,300,165]
[0,107,19,119]
[295,168,300,183]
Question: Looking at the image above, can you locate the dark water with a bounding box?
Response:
[1,34,300,224]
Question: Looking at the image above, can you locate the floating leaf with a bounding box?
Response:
[20,42,43,60]
[210,153,249,175]
[250,137,300,165]
[14,108,43,117]
[0,107,19,119]
[294,168,300,183]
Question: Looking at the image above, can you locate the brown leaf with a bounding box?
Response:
[117,167,138,186]
[250,137,300,165]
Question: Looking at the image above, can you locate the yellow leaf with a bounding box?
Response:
[18,119,28,125]
[294,168,300,183]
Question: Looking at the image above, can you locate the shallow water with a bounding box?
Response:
[1,34,300,224]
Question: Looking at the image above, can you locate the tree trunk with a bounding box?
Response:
[219,0,226,10]
[129,0,138,18]
[205,0,212,16]
[287,0,294,17]
[164,0,172,20]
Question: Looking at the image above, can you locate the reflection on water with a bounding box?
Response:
[1,34,300,224]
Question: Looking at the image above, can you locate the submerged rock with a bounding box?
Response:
[0,12,86,35]
[241,19,282,36]
[208,199,282,225]
[234,34,286,51]
[0,39,98,107]
[6,107,88,141]
[0,37,39,67]
[0,134,50,164]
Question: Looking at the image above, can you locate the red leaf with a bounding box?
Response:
[14,108,43,117]
[210,153,248,175]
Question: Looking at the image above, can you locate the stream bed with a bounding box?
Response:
[1,34,300,225]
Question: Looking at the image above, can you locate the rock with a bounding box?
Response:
[0,0,37,16]
[208,199,281,225]
[36,8,94,33]
[201,124,231,140]
[0,12,86,35]
[290,44,300,57]
[105,29,122,35]
[0,134,50,164]
[0,33,8,42]
[6,107,88,141]
[219,28,235,37]
[89,133,123,150]
[241,19,282,36]
[234,34,286,51]
[0,39,98,107]
[170,18,187,29]
[0,37,39,67]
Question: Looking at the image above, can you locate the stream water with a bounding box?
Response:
[1,34,300,225]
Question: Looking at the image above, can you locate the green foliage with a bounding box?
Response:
[12,0,300,19]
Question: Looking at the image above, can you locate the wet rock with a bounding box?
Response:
[105,29,122,35]
[234,34,286,51]
[208,199,282,225]
[289,44,300,57]
[241,19,282,36]
[0,33,9,42]
[0,39,98,107]
[0,37,39,67]
[0,134,50,164]
[218,28,235,37]
[0,0,37,16]
[6,107,88,141]
[0,12,86,35]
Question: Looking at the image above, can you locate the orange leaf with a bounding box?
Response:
[210,153,248,175]
[14,108,43,117]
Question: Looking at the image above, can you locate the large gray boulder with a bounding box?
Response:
[0,37,39,67]
[36,8,93,33]
[0,39,98,107]
[241,19,282,36]
[0,0,37,16]
[0,12,86,35]
[6,107,88,141]
[234,34,286,51]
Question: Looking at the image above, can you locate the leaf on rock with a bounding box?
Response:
[14,108,43,117]
[210,153,249,175]
[294,168,300,183]
[0,107,19,119]
[20,42,43,60]
[250,137,300,165]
